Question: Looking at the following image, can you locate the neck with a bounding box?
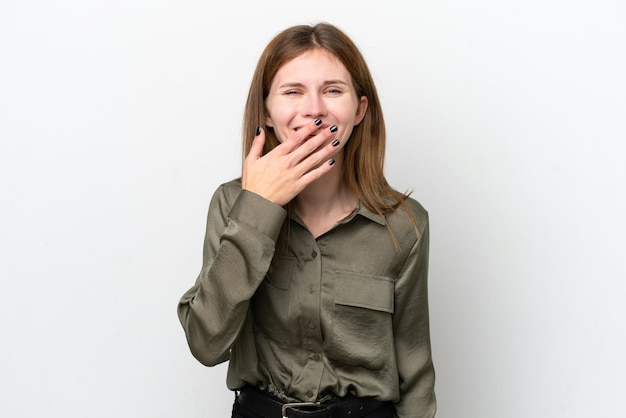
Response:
[292,156,357,221]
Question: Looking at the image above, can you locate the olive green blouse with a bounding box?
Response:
[178,180,436,417]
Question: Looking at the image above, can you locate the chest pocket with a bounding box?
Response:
[330,271,395,369]
[252,255,296,343]
[335,271,394,313]
[265,256,295,290]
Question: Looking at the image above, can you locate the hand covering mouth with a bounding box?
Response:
[294,124,331,139]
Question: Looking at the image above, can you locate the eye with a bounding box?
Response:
[283,90,300,96]
[326,87,343,95]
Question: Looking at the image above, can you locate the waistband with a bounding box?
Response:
[236,385,392,418]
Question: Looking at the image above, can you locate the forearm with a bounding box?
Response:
[393,223,436,417]
[177,187,286,366]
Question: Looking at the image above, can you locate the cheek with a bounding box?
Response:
[268,116,295,142]
[266,125,290,144]
[266,106,293,131]
[340,128,356,144]
[332,100,361,123]
[271,124,290,143]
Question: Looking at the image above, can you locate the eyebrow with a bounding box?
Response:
[277,80,350,89]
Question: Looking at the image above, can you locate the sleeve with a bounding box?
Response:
[177,183,286,366]
[392,219,437,418]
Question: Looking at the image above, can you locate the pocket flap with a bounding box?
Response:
[334,271,394,314]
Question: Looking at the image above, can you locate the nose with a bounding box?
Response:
[303,92,327,118]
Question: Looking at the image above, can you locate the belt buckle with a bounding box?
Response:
[281,401,322,418]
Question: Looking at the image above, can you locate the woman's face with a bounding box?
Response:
[265,49,368,149]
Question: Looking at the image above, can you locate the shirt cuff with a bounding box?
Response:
[228,190,287,241]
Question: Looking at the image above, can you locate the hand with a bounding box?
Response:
[242,120,340,206]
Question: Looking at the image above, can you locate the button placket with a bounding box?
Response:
[297,233,324,400]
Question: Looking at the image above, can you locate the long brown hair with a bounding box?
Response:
[242,23,418,248]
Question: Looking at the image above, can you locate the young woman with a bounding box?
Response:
[178,22,436,418]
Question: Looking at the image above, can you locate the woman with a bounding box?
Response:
[178,22,436,418]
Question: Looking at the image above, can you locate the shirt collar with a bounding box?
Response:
[288,201,386,227]
[352,201,386,225]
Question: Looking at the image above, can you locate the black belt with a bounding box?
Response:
[236,385,392,418]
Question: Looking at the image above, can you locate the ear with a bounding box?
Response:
[354,96,368,126]
[265,112,274,128]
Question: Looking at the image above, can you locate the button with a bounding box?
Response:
[311,353,320,361]
[307,320,316,329]
[306,391,314,398]
[311,250,318,259]
[308,284,315,294]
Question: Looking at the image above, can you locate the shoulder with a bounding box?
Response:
[385,194,429,247]
[401,195,429,231]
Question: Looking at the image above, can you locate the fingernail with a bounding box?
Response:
[328,159,336,166]
[314,118,323,126]
[332,139,340,147]
[255,127,261,136]
[329,125,338,133]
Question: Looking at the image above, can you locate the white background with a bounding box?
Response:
[1,1,625,417]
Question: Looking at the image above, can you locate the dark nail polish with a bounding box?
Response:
[328,159,336,166]
[332,139,340,147]
[255,127,261,136]
[329,125,338,133]
[314,118,322,126]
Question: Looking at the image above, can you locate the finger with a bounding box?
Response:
[291,124,337,163]
[294,135,341,179]
[246,127,265,160]
[299,157,337,185]
[281,118,325,152]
